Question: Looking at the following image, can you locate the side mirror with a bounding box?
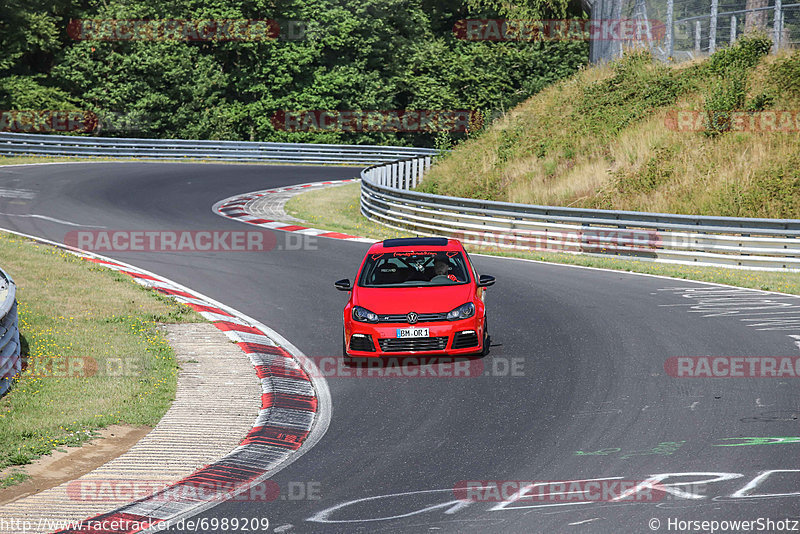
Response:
[335,279,352,291]
[477,274,495,288]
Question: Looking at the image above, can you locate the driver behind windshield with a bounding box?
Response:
[430,257,458,283]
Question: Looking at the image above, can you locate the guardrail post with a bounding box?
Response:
[398,161,404,189]
[411,158,419,189]
[391,163,398,189]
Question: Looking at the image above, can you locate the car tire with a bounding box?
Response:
[480,317,490,357]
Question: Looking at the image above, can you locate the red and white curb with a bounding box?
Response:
[212,179,375,243]
[0,227,330,534]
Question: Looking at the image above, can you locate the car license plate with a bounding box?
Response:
[396,327,429,338]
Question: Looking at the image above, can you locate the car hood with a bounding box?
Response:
[353,284,475,314]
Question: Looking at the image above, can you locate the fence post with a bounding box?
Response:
[612,0,623,57]
[709,0,718,53]
[695,21,702,53]
[730,15,737,44]
[773,0,782,52]
[666,0,674,59]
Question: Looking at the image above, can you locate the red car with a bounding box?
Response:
[335,237,495,360]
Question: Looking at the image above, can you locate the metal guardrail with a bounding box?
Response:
[0,267,20,397]
[5,131,798,271]
[360,155,800,271]
[0,132,438,165]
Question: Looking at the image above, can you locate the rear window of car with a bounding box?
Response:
[358,251,471,287]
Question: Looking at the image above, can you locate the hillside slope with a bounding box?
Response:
[418,36,800,219]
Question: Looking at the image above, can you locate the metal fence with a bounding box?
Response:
[587,0,800,62]
[0,132,438,165]
[360,155,800,271]
[0,267,20,397]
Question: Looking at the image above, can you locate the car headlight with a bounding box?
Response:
[447,302,475,321]
[352,306,379,323]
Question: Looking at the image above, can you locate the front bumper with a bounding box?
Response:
[344,317,484,357]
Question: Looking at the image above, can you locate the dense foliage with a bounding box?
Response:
[0,0,587,145]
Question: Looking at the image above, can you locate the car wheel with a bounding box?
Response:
[480,317,490,357]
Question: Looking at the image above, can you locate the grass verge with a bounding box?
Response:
[0,231,202,473]
[285,182,800,296]
[0,471,29,488]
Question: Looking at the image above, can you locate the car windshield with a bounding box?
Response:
[358,251,471,287]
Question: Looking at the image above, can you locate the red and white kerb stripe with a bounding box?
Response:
[214,179,374,242]
[51,255,318,534]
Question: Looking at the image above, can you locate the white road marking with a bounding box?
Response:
[0,188,35,199]
[0,212,106,228]
[568,518,600,526]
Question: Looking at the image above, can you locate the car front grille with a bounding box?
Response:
[349,334,375,352]
[378,336,449,352]
[452,331,479,349]
[377,312,449,323]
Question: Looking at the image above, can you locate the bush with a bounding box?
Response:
[579,51,697,137]
[706,33,773,74]
[702,34,772,136]
[768,50,800,98]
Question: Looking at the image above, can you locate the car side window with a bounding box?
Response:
[464,251,479,283]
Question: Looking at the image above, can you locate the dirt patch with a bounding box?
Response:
[0,424,151,506]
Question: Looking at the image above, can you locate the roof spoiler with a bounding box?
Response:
[381,237,449,247]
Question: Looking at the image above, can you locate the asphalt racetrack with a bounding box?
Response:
[1,162,798,533]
